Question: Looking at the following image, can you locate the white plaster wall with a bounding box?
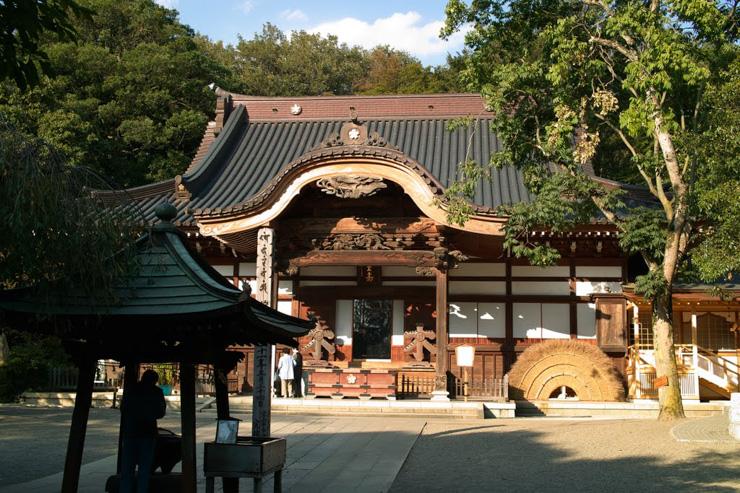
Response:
[450,263,506,277]
[213,265,234,278]
[449,281,506,295]
[511,281,570,296]
[383,281,436,287]
[382,266,419,277]
[577,303,597,339]
[238,262,257,276]
[450,302,506,338]
[513,303,570,339]
[392,299,405,345]
[449,302,477,337]
[278,280,293,296]
[300,266,357,276]
[299,281,357,287]
[478,302,506,338]
[541,304,570,338]
[575,281,623,296]
[335,300,353,344]
[513,303,540,338]
[512,265,569,277]
[277,300,292,316]
[575,266,622,278]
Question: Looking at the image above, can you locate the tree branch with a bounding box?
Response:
[589,36,638,61]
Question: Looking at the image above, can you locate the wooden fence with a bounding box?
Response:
[397,372,509,400]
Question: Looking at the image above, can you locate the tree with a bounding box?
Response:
[443,0,739,419]
[0,0,90,90]
[357,46,456,94]
[228,23,368,96]
[0,0,229,186]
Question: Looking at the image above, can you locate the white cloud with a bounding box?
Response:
[154,0,179,8]
[281,9,307,22]
[308,11,469,61]
[238,0,255,14]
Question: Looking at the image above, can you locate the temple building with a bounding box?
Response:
[104,89,739,402]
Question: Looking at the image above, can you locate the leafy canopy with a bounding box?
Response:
[443,0,739,296]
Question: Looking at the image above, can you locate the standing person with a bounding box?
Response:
[120,369,167,493]
[292,348,303,398]
[277,348,295,397]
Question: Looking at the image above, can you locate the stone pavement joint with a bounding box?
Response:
[671,415,736,443]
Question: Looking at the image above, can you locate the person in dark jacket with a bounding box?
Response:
[120,369,166,493]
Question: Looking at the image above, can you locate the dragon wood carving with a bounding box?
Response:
[316,176,387,199]
[311,233,392,251]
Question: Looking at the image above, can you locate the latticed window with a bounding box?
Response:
[697,314,735,351]
[637,310,654,349]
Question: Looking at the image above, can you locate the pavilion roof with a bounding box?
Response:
[0,203,313,347]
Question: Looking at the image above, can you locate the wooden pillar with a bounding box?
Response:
[180,362,197,493]
[117,362,140,474]
[215,368,239,493]
[253,227,277,437]
[61,356,97,493]
[431,267,449,401]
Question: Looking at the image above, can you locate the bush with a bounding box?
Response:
[0,330,70,402]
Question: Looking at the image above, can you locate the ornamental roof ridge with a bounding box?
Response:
[212,87,493,121]
[192,143,452,220]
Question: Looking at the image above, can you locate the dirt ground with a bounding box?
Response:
[390,417,740,493]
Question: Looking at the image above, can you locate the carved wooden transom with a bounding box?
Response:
[315,176,387,199]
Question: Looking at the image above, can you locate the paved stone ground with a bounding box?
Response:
[390,417,740,493]
[2,405,739,492]
[671,414,737,444]
[0,405,423,493]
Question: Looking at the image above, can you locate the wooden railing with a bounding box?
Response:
[48,362,239,394]
[450,374,509,401]
[628,344,738,399]
[47,362,122,391]
[397,373,509,401]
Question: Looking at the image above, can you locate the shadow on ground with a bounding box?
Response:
[389,423,740,493]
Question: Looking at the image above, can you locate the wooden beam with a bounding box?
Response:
[432,267,449,400]
[61,356,96,493]
[117,362,139,474]
[180,362,197,493]
[215,368,239,493]
[253,227,276,438]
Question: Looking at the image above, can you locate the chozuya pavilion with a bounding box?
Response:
[101,88,739,403]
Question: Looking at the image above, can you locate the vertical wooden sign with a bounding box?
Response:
[253,227,277,438]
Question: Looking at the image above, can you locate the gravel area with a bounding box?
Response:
[390,418,740,493]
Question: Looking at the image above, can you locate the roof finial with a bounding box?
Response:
[349,107,359,124]
[155,202,177,222]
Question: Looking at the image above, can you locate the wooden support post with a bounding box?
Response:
[61,356,97,493]
[180,362,197,493]
[431,267,449,401]
[117,362,139,474]
[215,368,239,493]
[254,227,277,437]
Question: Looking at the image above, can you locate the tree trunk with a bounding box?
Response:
[652,291,685,420]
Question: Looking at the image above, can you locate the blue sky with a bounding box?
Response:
[154,0,468,66]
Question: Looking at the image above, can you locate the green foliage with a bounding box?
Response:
[685,55,740,281]
[0,328,70,402]
[0,0,91,90]
[0,0,224,186]
[443,0,739,298]
[0,119,140,293]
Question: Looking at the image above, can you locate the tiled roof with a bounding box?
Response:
[0,208,313,343]
[108,93,533,226]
